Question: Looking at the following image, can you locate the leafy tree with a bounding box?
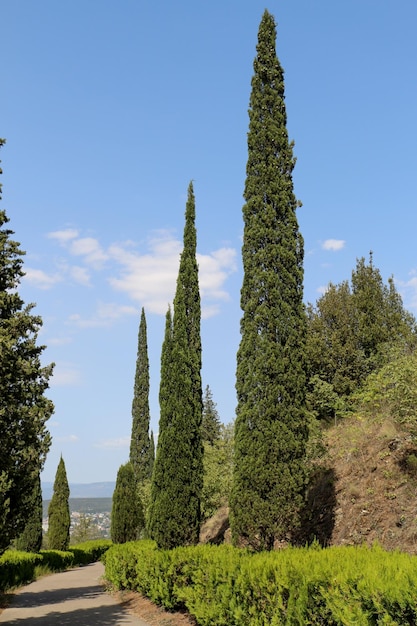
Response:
[0,140,54,554]
[306,255,417,419]
[230,11,308,551]
[201,422,234,521]
[71,513,100,544]
[354,347,417,433]
[202,384,221,445]
[130,308,153,484]
[111,462,144,543]
[47,456,70,550]
[15,472,43,553]
[149,182,203,549]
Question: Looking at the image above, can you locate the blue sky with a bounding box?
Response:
[2,0,417,484]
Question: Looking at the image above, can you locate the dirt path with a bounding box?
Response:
[0,562,149,625]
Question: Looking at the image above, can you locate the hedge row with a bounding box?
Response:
[0,539,112,591]
[104,541,417,625]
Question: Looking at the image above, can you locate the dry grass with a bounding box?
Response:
[117,590,197,625]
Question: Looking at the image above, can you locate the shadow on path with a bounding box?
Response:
[0,562,147,625]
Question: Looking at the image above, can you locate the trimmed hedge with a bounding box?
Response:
[0,539,112,592]
[103,541,417,625]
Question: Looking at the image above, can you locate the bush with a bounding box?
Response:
[0,551,43,591]
[104,541,417,625]
[0,539,112,592]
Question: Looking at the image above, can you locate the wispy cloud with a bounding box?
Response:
[55,434,79,443]
[38,227,237,318]
[109,231,237,316]
[23,268,62,289]
[398,271,417,311]
[47,228,79,243]
[68,302,137,328]
[322,239,346,252]
[94,437,130,449]
[50,363,82,387]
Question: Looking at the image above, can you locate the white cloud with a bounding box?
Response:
[55,434,79,443]
[69,237,108,268]
[47,336,73,347]
[316,285,328,295]
[109,231,237,316]
[398,272,417,311]
[70,265,91,286]
[69,302,137,328]
[23,268,62,289]
[94,437,130,449]
[322,239,346,252]
[50,363,82,387]
[47,228,79,243]
[43,227,237,317]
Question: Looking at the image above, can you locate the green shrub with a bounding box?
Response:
[70,539,112,564]
[104,541,417,625]
[0,551,42,591]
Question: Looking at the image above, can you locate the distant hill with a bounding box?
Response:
[42,481,115,500]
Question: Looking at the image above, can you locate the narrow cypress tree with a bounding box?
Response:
[230,10,308,551]
[202,384,221,445]
[15,472,43,553]
[47,456,70,550]
[149,183,203,549]
[129,307,152,483]
[111,462,144,543]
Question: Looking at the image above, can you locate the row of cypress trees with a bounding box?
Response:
[118,9,309,551]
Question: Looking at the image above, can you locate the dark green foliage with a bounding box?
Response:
[306,255,417,419]
[111,462,144,543]
[47,457,70,551]
[15,473,43,553]
[149,182,203,549]
[231,11,308,550]
[0,140,54,554]
[201,384,221,445]
[149,430,155,477]
[129,307,153,484]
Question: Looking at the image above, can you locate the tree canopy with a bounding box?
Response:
[0,139,54,553]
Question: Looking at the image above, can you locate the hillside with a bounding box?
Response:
[307,413,417,554]
[201,413,417,555]
[41,481,115,500]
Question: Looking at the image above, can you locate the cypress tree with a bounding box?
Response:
[149,182,203,549]
[47,456,70,550]
[15,472,43,553]
[129,307,152,483]
[111,462,144,543]
[202,384,222,445]
[230,11,308,551]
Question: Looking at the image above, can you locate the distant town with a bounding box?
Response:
[42,483,115,539]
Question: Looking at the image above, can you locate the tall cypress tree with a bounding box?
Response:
[47,456,70,550]
[149,183,203,549]
[129,307,152,483]
[230,11,308,551]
